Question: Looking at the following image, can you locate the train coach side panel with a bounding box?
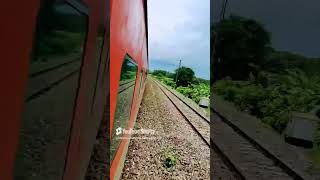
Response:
[110,0,148,179]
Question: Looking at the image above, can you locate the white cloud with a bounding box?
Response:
[148,0,210,79]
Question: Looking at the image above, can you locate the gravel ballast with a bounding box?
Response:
[121,79,215,179]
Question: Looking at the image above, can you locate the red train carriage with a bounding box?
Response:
[0,0,148,179]
[110,0,149,179]
[0,0,108,179]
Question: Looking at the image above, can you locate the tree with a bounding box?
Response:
[174,66,195,87]
[193,77,210,85]
[152,70,174,78]
[213,15,271,81]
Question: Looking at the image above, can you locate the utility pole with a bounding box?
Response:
[175,60,182,85]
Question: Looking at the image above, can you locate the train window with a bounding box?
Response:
[110,55,137,161]
[14,1,87,179]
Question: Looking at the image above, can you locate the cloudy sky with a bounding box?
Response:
[212,0,320,58]
[148,0,210,79]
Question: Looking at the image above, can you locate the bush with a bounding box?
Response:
[265,111,289,133]
[237,84,266,115]
[190,83,210,103]
[157,76,175,88]
[215,80,234,96]
[153,71,210,104]
[176,86,193,98]
[176,84,210,103]
[152,70,174,78]
[215,70,319,133]
[163,78,175,88]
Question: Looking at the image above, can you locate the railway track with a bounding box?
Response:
[153,78,306,180]
[212,109,308,180]
[154,79,210,147]
[153,79,244,179]
[155,80,210,124]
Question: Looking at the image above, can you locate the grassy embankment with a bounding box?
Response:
[151,71,210,114]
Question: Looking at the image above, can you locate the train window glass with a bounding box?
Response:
[29,2,87,72]
[110,55,137,161]
[14,1,87,179]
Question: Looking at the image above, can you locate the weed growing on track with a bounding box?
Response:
[161,147,178,169]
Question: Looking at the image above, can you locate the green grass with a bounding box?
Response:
[162,147,178,168]
[152,74,210,104]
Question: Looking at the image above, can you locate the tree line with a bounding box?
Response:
[151,67,210,104]
[211,15,320,148]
